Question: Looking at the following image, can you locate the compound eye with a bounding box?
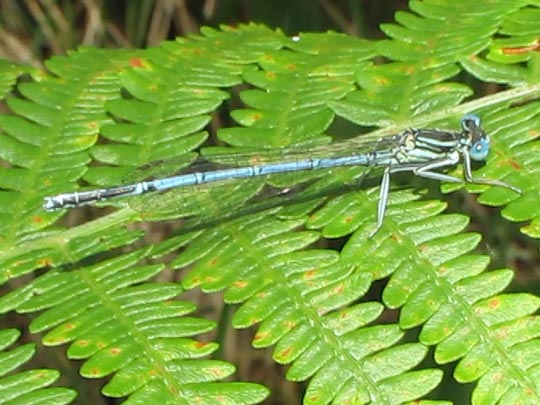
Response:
[470,137,490,161]
[461,114,481,131]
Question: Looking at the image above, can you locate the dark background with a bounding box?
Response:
[0,0,408,65]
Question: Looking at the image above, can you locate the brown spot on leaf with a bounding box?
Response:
[130,58,144,68]
[502,39,540,54]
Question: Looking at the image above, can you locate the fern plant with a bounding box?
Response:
[1,1,540,404]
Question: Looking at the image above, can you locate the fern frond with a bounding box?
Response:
[6,249,268,404]
[0,49,145,241]
[0,60,34,101]
[0,328,76,404]
[175,205,451,403]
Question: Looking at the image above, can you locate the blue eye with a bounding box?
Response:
[461,113,481,130]
[470,136,490,161]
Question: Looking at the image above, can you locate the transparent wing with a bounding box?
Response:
[111,134,397,227]
[128,163,374,233]
[122,133,399,183]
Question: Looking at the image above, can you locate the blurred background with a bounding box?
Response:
[0,0,409,65]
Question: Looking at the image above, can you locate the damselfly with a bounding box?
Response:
[43,114,521,235]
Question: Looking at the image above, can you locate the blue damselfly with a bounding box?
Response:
[43,114,520,235]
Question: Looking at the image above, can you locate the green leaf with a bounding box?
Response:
[0,329,76,404]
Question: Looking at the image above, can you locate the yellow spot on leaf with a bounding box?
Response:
[279,347,292,358]
[488,297,500,309]
[333,283,344,294]
[37,257,53,267]
[88,368,101,376]
[109,347,121,355]
[233,280,248,288]
[438,266,449,275]
[492,372,503,382]
[34,370,48,379]
[397,65,415,75]
[253,331,269,342]
[304,269,316,279]
[375,76,390,86]
[284,320,296,329]
[194,341,210,349]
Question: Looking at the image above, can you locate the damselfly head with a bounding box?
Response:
[461,114,490,161]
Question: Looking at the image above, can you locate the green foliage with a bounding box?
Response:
[0,328,76,403]
[1,1,540,404]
